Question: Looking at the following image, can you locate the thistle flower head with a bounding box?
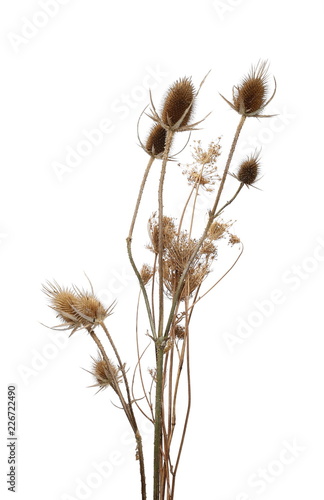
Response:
[147,74,209,133]
[87,354,122,393]
[42,281,115,335]
[73,289,109,326]
[220,60,276,117]
[161,77,196,129]
[145,124,167,158]
[42,281,78,325]
[235,152,261,186]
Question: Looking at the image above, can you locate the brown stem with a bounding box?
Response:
[100,323,147,500]
[170,300,191,499]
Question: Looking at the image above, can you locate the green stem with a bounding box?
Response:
[127,156,156,338]
[154,129,174,500]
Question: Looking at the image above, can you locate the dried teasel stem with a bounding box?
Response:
[154,128,174,500]
[99,322,147,500]
[170,299,191,499]
[127,156,157,339]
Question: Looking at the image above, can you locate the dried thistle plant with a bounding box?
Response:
[43,60,276,500]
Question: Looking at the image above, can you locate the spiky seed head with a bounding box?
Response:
[90,356,121,391]
[161,77,195,128]
[237,154,261,185]
[42,281,79,325]
[233,61,269,116]
[43,281,115,335]
[145,124,167,157]
[73,292,109,326]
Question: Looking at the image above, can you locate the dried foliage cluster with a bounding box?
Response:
[43,61,276,500]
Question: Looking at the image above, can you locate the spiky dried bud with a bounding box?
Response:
[221,60,276,117]
[161,77,195,129]
[42,281,78,325]
[43,281,115,335]
[145,124,167,157]
[237,154,261,185]
[89,355,122,392]
[140,264,153,285]
[73,292,108,326]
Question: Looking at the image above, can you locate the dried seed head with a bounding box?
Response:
[237,153,261,185]
[163,232,214,300]
[221,60,276,117]
[200,239,218,258]
[182,139,222,192]
[147,213,177,254]
[43,280,115,335]
[140,264,153,285]
[229,234,241,246]
[145,124,167,157]
[161,77,195,129]
[234,61,269,115]
[209,220,233,240]
[175,325,185,340]
[73,292,108,326]
[42,281,79,325]
[89,355,122,392]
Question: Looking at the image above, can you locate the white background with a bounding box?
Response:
[1,0,324,499]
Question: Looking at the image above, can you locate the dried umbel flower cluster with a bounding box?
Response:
[147,214,177,254]
[162,230,216,300]
[43,60,276,500]
[182,139,222,192]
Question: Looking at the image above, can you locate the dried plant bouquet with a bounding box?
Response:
[43,61,276,500]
